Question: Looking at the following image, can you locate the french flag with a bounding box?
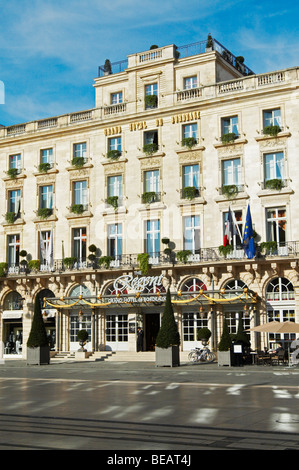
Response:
[223,207,234,246]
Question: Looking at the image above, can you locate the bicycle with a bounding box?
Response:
[188,346,216,363]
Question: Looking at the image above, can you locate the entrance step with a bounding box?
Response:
[103,351,190,362]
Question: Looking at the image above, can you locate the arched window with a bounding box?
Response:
[181,277,207,293]
[223,280,247,298]
[266,277,294,302]
[104,282,127,296]
[69,284,91,297]
[4,291,23,310]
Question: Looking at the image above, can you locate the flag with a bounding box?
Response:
[46,223,54,270]
[242,205,255,259]
[39,225,47,260]
[223,207,233,246]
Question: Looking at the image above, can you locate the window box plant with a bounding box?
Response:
[7,168,19,179]
[107,150,121,160]
[264,178,283,191]
[107,195,119,210]
[71,204,84,214]
[182,186,198,200]
[98,256,113,269]
[37,207,53,219]
[27,296,50,365]
[181,137,197,149]
[260,241,278,254]
[263,125,281,136]
[145,94,158,109]
[221,132,237,144]
[72,156,85,168]
[5,212,16,224]
[221,184,238,198]
[0,262,8,277]
[143,143,158,156]
[155,288,180,367]
[28,260,41,272]
[141,191,157,204]
[38,162,51,173]
[218,244,233,257]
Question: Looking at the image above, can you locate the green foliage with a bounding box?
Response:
[5,212,15,224]
[221,132,237,144]
[19,250,27,258]
[0,262,8,277]
[27,296,49,348]
[263,125,280,136]
[260,241,277,253]
[38,207,53,219]
[234,317,250,346]
[71,204,84,214]
[156,288,180,348]
[181,137,196,149]
[104,59,112,74]
[38,162,51,173]
[222,184,238,198]
[107,150,121,160]
[143,143,158,155]
[28,260,40,271]
[107,195,119,210]
[141,191,157,204]
[182,186,198,200]
[88,244,97,253]
[98,256,113,269]
[197,327,211,342]
[77,329,89,343]
[176,250,191,263]
[63,257,77,268]
[206,34,213,49]
[72,156,85,168]
[137,253,150,275]
[218,244,233,257]
[265,178,283,191]
[7,168,18,179]
[144,94,158,109]
[218,317,233,351]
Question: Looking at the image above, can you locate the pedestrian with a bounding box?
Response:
[137,327,144,352]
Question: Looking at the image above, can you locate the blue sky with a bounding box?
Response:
[0,0,298,126]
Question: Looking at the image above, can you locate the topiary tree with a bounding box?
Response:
[218,316,232,351]
[197,327,211,343]
[27,296,48,348]
[77,329,89,351]
[156,288,180,348]
[234,316,250,347]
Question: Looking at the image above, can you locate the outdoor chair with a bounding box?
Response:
[256,350,271,365]
[270,350,285,366]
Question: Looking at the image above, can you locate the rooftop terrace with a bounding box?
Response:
[98,37,254,77]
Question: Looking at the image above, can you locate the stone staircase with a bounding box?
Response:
[51,350,190,363]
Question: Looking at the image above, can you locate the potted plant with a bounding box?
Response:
[7,168,19,179]
[5,212,16,224]
[197,327,211,346]
[263,125,281,136]
[37,207,53,219]
[217,317,233,366]
[143,142,158,155]
[27,296,50,365]
[260,240,278,255]
[72,156,85,168]
[107,149,121,160]
[38,162,51,173]
[205,34,214,52]
[221,132,237,144]
[155,288,180,367]
[71,204,84,214]
[182,137,197,149]
[218,244,233,257]
[88,244,97,266]
[75,329,89,359]
[104,59,112,75]
[176,250,192,263]
[98,256,113,269]
[141,191,157,204]
[221,184,238,198]
[0,262,8,277]
[63,257,77,269]
[182,186,198,200]
[145,94,158,109]
[107,195,119,210]
[28,260,41,272]
[264,178,283,191]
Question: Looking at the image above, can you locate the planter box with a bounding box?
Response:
[217,350,232,366]
[27,346,50,365]
[155,345,180,367]
[75,350,89,360]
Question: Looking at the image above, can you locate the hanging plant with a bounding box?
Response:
[137,253,150,275]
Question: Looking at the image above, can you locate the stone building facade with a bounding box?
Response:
[0,38,298,358]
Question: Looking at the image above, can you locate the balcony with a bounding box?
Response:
[4,241,299,277]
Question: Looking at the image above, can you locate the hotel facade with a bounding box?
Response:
[0,37,298,359]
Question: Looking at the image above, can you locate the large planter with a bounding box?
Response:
[217,350,232,367]
[155,345,180,367]
[27,346,50,365]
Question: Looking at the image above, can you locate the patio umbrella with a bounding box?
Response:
[245,321,299,367]
[245,321,299,333]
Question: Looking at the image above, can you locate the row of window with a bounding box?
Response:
[6,105,283,174]
[5,206,286,267]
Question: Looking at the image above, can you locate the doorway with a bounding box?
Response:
[145,313,160,351]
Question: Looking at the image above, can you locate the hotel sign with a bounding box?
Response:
[113,273,164,293]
